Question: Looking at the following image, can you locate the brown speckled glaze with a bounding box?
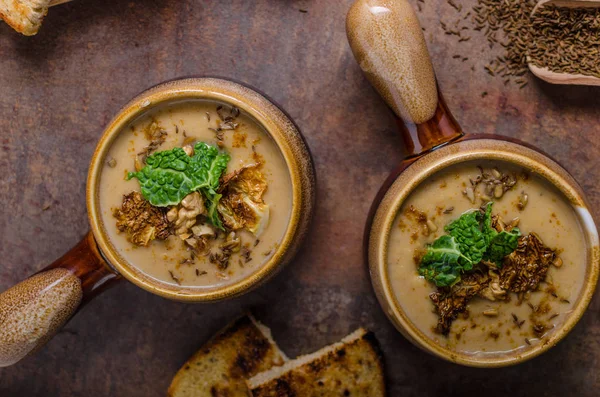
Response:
[347,0,462,157]
[87,77,316,302]
[367,139,600,367]
[347,0,600,366]
[0,232,118,367]
[0,78,314,367]
[0,268,82,367]
[346,0,438,124]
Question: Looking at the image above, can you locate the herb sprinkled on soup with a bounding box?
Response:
[99,101,292,288]
[388,161,586,355]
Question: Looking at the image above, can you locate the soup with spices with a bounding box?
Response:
[387,161,587,356]
[99,100,292,288]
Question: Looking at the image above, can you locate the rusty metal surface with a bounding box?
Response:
[0,0,599,395]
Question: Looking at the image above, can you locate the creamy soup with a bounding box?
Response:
[99,100,292,288]
[387,161,587,357]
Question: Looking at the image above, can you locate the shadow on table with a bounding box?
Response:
[532,77,600,111]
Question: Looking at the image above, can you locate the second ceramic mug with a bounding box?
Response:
[347,0,600,366]
[0,77,316,367]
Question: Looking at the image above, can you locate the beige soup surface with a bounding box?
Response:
[387,160,587,357]
[99,100,292,288]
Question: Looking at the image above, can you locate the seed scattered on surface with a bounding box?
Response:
[168,271,181,285]
[553,257,563,268]
[465,187,475,203]
[517,192,529,210]
[525,337,531,345]
[426,219,438,232]
[533,323,546,336]
[443,207,454,214]
[107,157,117,168]
[471,2,600,82]
[511,313,525,328]
[493,184,504,198]
[448,0,461,12]
[437,0,598,85]
[483,309,498,317]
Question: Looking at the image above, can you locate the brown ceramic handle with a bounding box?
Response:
[0,232,119,367]
[346,0,463,156]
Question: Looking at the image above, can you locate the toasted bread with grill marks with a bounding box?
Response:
[247,328,386,397]
[168,315,287,397]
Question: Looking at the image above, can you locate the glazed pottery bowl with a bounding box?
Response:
[88,77,315,302]
[367,139,599,367]
[0,77,315,367]
[347,0,599,367]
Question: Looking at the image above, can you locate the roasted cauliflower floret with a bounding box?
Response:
[217,165,270,236]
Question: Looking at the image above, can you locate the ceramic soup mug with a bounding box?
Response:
[0,77,315,367]
[347,0,599,367]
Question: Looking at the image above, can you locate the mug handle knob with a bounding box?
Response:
[346,0,463,157]
[0,232,119,367]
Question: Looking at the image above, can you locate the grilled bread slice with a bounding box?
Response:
[0,0,52,35]
[168,314,287,397]
[247,328,386,397]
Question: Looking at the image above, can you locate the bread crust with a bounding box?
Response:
[168,314,287,397]
[0,0,50,36]
[248,329,387,397]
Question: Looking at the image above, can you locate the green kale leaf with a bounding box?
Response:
[205,192,224,230]
[479,202,497,246]
[128,142,230,229]
[419,235,472,287]
[128,147,194,206]
[444,210,487,269]
[484,228,521,265]
[418,202,521,287]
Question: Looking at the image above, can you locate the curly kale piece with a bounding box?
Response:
[186,143,230,196]
[419,235,472,287]
[128,147,194,206]
[479,202,521,265]
[445,210,487,269]
[128,142,230,229]
[479,202,497,246]
[419,203,521,287]
[485,228,521,265]
[190,143,230,230]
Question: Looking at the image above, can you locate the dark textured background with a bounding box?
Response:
[1,0,599,396]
